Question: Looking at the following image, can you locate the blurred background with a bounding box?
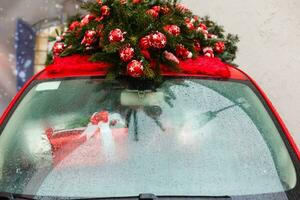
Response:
[0,0,300,146]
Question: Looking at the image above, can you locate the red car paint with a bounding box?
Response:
[0,55,299,161]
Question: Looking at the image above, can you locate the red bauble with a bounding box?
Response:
[81,30,97,46]
[214,41,225,53]
[208,34,218,39]
[127,60,144,78]
[101,5,110,17]
[175,3,190,13]
[194,40,201,52]
[202,30,209,37]
[185,18,195,30]
[203,47,214,58]
[139,36,151,49]
[132,0,142,3]
[149,32,167,49]
[189,18,196,23]
[52,42,66,56]
[81,14,95,26]
[119,45,135,62]
[193,15,199,22]
[176,44,193,59]
[199,23,207,31]
[163,51,180,64]
[109,28,125,42]
[163,25,180,36]
[97,0,103,6]
[196,23,208,34]
[146,9,159,18]
[152,6,161,12]
[69,21,81,31]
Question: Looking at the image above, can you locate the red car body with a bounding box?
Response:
[0,55,299,199]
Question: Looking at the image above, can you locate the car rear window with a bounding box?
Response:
[0,78,296,198]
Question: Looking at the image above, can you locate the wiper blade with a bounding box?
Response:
[75,194,231,200]
[139,194,157,200]
[0,192,34,200]
[156,195,231,200]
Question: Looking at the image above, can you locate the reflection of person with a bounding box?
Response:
[82,111,127,138]
[43,108,129,168]
[82,111,127,157]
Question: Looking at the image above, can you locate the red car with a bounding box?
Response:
[0,55,299,199]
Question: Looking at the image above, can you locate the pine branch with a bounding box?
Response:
[45,52,54,65]
[143,61,156,79]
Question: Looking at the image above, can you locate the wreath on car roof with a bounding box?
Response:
[48,0,239,80]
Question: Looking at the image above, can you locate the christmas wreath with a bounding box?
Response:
[49,0,239,80]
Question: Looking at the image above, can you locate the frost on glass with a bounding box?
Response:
[0,79,296,198]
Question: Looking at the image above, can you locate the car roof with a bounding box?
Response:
[36,54,248,81]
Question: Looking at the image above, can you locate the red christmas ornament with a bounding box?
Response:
[194,40,201,52]
[52,42,66,56]
[176,44,193,59]
[119,45,135,62]
[214,41,225,53]
[152,6,161,12]
[203,47,214,58]
[80,14,95,26]
[185,18,195,30]
[149,32,167,49]
[175,3,190,13]
[163,51,180,64]
[139,35,151,49]
[127,60,144,78]
[208,34,218,39]
[193,15,199,22]
[101,5,110,17]
[203,31,209,38]
[197,23,209,35]
[69,21,81,31]
[132,0,142,4]
[81,30,97,46]
[199,23,207,31]
[163,25,180,36]
[147,9,159,18]
[109,28,125,42]
[97,0,103,6]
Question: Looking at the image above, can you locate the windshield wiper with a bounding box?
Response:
[0,193,230,200]
[139,193,157,200]
[154,196,231,200]
[75,193,231,200]
[0,192,34,200]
